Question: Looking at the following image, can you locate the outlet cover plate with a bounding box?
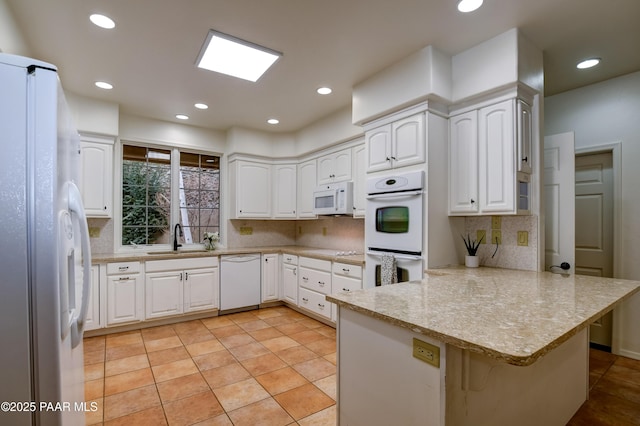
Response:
[413,338,440,367]
[477,230,486,244]
[491,216,501,229]
[517,231,528,246]
[491,230,502,245]
[240,226,253,235]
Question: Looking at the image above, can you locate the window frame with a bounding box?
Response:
[115,140,221,252]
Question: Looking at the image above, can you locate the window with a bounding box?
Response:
[178,153,220,244]
[121,143,220,248]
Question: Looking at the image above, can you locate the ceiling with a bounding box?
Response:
[6,0,640,133]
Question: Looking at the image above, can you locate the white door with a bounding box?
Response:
[145,272,183,319]
[366,125,392,172]
[449,111,479,214]
[576,152,614,346]
[296,160,317,218]
[544,132,575,272]
[273,164,297,218]
[282,263,298,304]
[184,267,218,312]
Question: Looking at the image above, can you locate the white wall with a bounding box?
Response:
[545,71,640,281]
[545,70,640,359]
[0,0,30,56]
[295,105,363,156]
[66,93,119,136]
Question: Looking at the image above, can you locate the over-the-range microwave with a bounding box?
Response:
[312,181,353,216]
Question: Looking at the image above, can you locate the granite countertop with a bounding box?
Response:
[92,246,365,266]
[327,267,640,366]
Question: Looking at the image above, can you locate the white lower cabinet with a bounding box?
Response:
[262,253,280,303]
[298,257,332,320]
[145,257,218,320]
[106,261,144,326]
[282,254,298,305]
[331,262,363,322]
[84,265,101,331]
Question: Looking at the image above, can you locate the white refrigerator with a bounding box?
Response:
[0,53,92,425]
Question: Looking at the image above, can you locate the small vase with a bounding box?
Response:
[205,241,216,251]
[465,255,479,268]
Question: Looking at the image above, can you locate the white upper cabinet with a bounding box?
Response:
[229,160,272,218]
[352,143,366,218]
[317,149,352,184]
[297,159,317,218]
[273,164,297,218]
[517,99,533,174]
[449,98,531,216]
[449,111,479,214]
[366,113,425,172]
[80,134,114,217]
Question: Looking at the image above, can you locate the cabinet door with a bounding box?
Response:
[273,164,297,218]
[236,161,271,218]
[366,125,392,172]
[80,138,113,217]
[317,149,352,184]
[478,100,515,213]
[449,111,479,214]
[106,274,142,325]
[297,159,317,218]
[517,99,533,174]
[282,263,298,304]
[391,113,425,168]
[352,144,366,217]
[84,265,101,331]
[261,254,279,302]
[145,271,184,319]
[184,267,218,312]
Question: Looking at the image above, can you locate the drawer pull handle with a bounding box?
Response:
[118,266,129,271]
[318,303,325,308]
[293,268,297,276]
[302,297,309,302]
[118,277,130,281]
[318,281,325,286]
[342,288,350,292]
[342,268,350,273]
[303,276,309,281]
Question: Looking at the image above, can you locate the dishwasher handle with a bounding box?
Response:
[221,254,261,263]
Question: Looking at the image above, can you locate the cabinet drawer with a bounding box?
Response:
[146,256,217,273]
[299,287,331,320]
[332,262,362,279]
[299,266,331,295]
[282,253,298,265]
[299,256,331,271]
[107,261,141,275]
[332,275,362,294]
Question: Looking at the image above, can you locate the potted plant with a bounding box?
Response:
[462,233,483,267]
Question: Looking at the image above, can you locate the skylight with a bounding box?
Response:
[196,30,281,82]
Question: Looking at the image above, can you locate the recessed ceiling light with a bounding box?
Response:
[89,14,115,29]
[267,118,279,125]
[176,114,189,120]
[95,81,113,90]
[196,30,282,82]
[457,0,483,12]
[317,87,332,95]
[577,58,601,69]
[194,103,209,110]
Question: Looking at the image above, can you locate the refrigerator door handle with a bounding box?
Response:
[68,182,92,348]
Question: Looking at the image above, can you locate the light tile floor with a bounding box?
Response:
[568,348,640,425]
[83,306,337,425]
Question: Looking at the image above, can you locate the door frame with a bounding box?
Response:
[575,142,622,278]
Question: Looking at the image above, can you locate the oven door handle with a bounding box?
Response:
[366,251,422,261]
[366,190,422,200]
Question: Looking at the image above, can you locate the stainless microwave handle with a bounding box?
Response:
[366,251,422,261]
[335,188,340,211]
[366,190,422,200]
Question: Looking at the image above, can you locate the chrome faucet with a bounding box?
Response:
[173,223,183,251]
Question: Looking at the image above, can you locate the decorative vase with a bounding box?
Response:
[205,241,216,251]
[465,255,479,268]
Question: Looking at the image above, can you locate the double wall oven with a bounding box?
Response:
[365,170,424,287]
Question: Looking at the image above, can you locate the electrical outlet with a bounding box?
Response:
[298,226,302,234]
[491,216,501,229]
[477,230,486,244]
[239,226,253,235]
[517,231,528,246]
[322,227,327,236]
[491,230,502,245]
[413,338,440,367]
[88,227,100,238]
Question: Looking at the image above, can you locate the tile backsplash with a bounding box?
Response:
[464,215,538,271]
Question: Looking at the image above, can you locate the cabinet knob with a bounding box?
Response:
[391,156,397,161]
[104,206,107,210]
[265,258,268,263]
[522,156,528,163]
[470,199,475,204]
[386,157,391,162]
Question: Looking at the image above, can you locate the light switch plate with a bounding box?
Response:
[517,231,528,246]
[491,216,501,229]
[413,338,440,367]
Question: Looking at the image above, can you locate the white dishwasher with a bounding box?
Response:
[220,254,261,313]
